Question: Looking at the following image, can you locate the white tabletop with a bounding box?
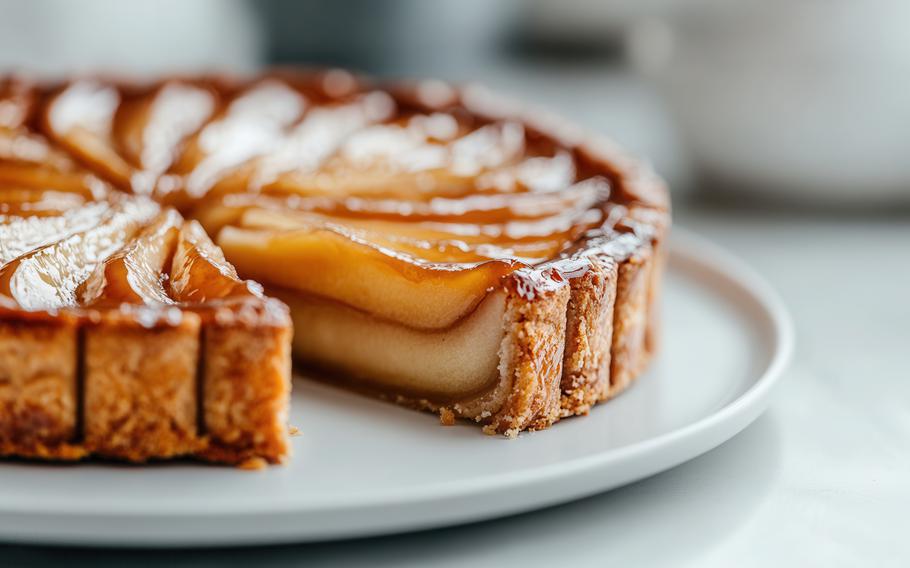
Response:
[3,64,908,567]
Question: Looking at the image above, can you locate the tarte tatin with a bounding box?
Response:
[0,70,669,464]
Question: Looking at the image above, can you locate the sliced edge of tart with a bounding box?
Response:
[0,194,292,464]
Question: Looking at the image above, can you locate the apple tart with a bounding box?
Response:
[0,70,668,462]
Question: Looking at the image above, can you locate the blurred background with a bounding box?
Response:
[1,1,907,564]
[3,0,910,207]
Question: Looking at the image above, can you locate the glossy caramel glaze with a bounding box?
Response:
[0,71,667,321]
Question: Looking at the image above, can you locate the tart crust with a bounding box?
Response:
[199,300,292,465]
[0,302,292,464]
[83,310,202,460]
[560,255,618,416]
[0,311,83,459]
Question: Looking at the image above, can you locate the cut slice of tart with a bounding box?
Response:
[0,193,291,464]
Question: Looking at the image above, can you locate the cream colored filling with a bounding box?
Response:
[274,288,506,400]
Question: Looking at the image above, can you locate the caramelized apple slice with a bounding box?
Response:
[192,176,608,236]
[42,81,133,189]
[169,220,259,302]
[0,196,159,310]
[217,223,511,330]
[0,200,111,264]
[338,120,525,177]
[0,78,35,129]
[196,93,395,204]
[0,127,75,169]
[237,208,573,268]
[80,210,183,306]
[476,151,577,194]
[0,188,87,216]
[166,81,305,200]
[112,82,215,174]
[266,167,483,200]
[41,81,217,197]
[0,162,105,197]
[0,127,108,197]
[262,121,527,199]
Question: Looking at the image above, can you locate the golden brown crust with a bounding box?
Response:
[484,228,663,429]
[486,275,570,435]
[644,239,666,358]
[0,318,83,459]
[0,305,292,464]
[444,216,664,431]
[641,214,670,359]
[199,301,292,465]
[559,256,618,417]
[82,313,202,461]
[608,244,655,398]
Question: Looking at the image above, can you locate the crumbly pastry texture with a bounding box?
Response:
[0,71,669,463]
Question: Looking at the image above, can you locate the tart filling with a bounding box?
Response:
[279,288,506,400]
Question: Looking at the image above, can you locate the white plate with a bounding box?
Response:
[0,229,793,547]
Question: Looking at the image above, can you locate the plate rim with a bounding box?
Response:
[0,228,795,542]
